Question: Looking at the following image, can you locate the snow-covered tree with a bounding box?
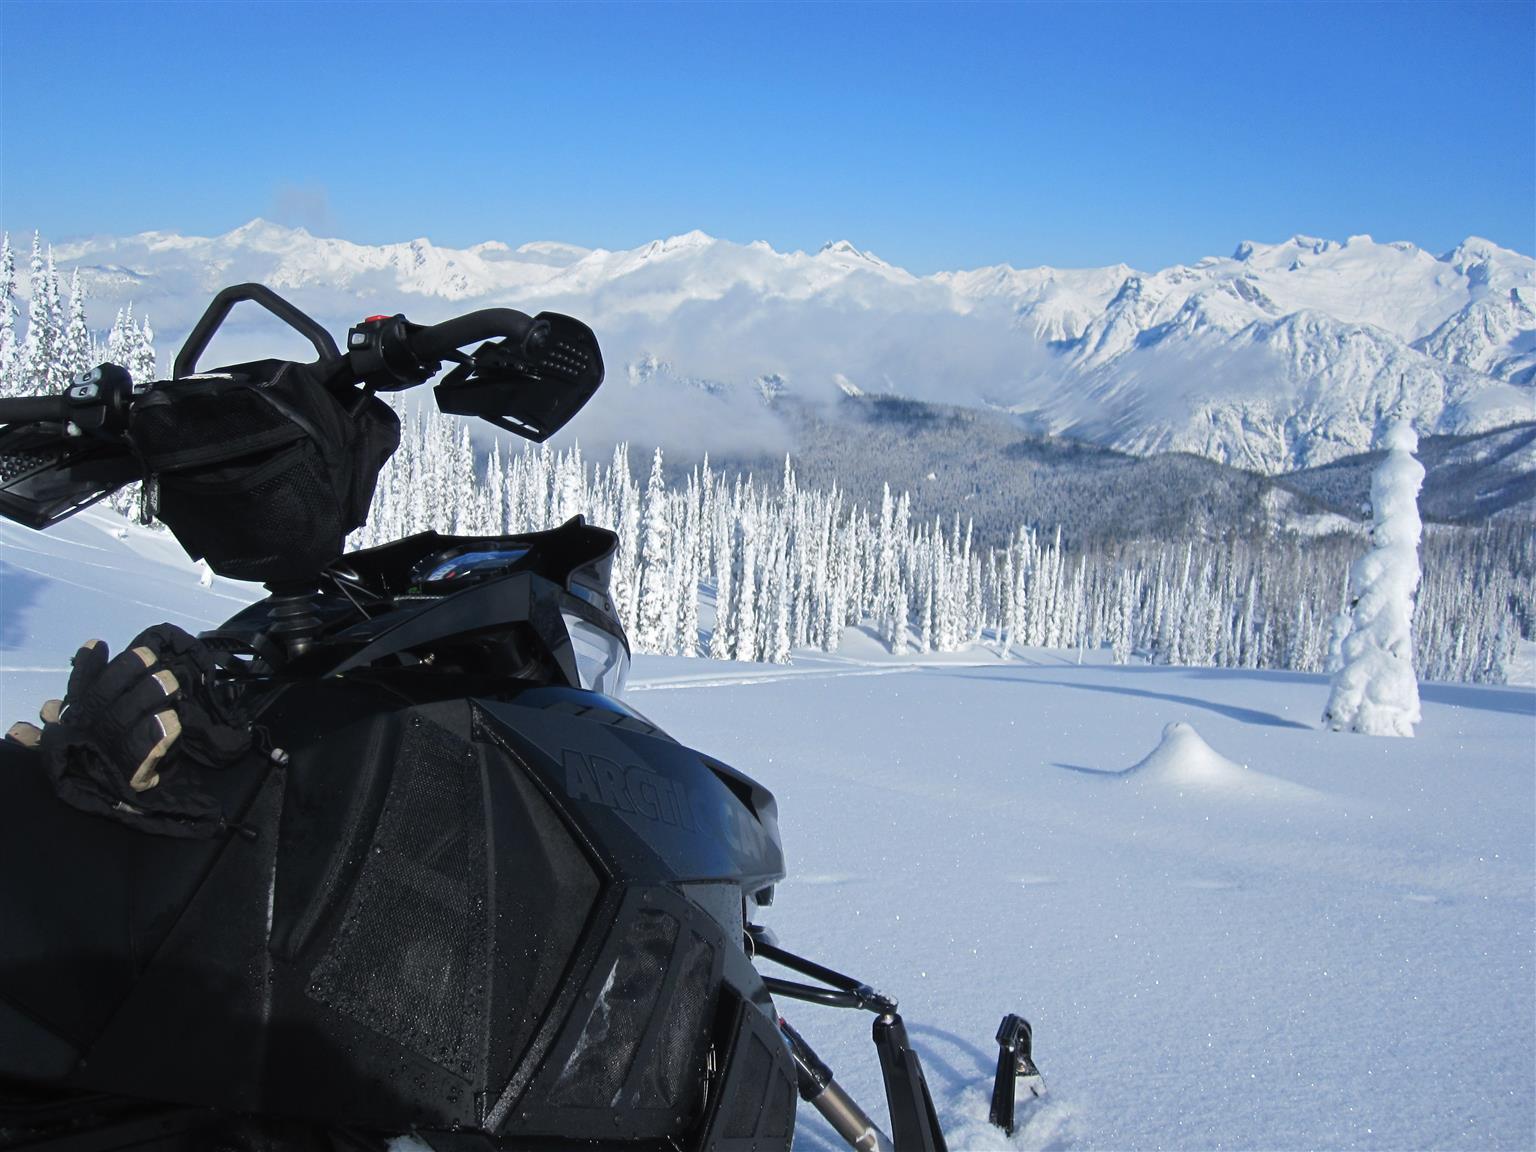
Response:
[635,447,674,651]
[108,306,133,367]
[1323,420,1425,737]
[60,269,92,385]
[0,234,19,397]
[22,235,56,393]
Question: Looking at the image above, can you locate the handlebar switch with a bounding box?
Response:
[64,363,140,433]
[346,314,437,392]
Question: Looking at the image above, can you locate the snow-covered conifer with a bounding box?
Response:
[636,447,674,652]
[60,269,91,385]
[676,472,701,656]
[1323,420,1425,737]
[709,499,735,660]
[22,235,55,393]
[0,234,19,397]
[731,493,759,663]
[129,313,156,384]
[107,307,129,366]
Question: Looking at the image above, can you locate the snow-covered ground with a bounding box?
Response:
[2,510,1532,1149]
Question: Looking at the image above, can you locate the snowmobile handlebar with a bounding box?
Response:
[0,394,69,424]
[406,308,543,365]
[0,284,604,538]
[0,364,145,433]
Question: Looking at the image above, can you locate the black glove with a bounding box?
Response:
[6,624,253,836]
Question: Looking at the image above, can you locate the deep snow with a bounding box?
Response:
[2,509,1532,1150]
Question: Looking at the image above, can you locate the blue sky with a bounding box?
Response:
[1,1,1531,272]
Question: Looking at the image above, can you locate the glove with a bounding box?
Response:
[6,624,253,835]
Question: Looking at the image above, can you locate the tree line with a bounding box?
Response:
[347,401,1531,683]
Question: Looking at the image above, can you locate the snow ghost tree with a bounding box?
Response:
[1322,420,1425,737]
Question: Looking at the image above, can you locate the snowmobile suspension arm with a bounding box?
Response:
[751,937,898,1014]
[754,937,948,1152]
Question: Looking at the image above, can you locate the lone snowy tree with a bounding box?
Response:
[1322,419,1425,737]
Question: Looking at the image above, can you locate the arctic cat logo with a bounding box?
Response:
[562,749,698,831]
[559,748,775,862]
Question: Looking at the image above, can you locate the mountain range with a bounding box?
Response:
[42,220,1536,474]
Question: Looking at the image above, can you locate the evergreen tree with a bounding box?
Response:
[731,495,759,663]
[60,269,92,385]
[709,498,735,660]
[676,473,701,656]
[636,447,674,652]
[1323,420,1425,737]
[0,233,19,397]
[22,234,55,393]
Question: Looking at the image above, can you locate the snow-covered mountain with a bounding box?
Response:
[42,221,1536,472]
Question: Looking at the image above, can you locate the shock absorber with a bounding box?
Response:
[779,1018,894,1152]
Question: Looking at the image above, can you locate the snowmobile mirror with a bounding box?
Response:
[432,312,603,443]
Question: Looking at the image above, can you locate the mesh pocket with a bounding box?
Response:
[133,381,304,471]
[642,928,717,1109]
[724,1032,774,1139]
[550,910,679,1109]
[308,714,489,1075]
[155,441,345,581]
[129,362,399,582]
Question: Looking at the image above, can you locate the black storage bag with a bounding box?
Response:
[128,359,400,582]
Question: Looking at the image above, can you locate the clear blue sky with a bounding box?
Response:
[1,1,1531,272]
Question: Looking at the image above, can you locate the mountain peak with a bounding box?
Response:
[818,239,890,267]
[1441,235,1519,266]
[222,218,306,242]
[661,229,716,251]
[1234,235,1338,263]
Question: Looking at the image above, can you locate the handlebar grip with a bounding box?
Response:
[0,395,69,425]
[407,308,541,363]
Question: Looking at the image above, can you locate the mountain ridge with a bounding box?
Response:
[26,220,1536,475]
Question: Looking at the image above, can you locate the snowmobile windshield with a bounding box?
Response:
[564,609,630,697]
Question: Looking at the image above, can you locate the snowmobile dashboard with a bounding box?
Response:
[338,518,618,608]
[200,519,631,698]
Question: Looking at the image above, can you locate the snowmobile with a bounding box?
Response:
[0,284,1043,1151]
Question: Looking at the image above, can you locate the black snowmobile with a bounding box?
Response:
[0,285,1042,1151]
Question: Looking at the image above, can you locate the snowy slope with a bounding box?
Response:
[35,222,1536,474]
[1,511,1532,1150]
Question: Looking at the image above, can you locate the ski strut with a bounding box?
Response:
[872,1013,948,1152]
[988,1013,1046,1136]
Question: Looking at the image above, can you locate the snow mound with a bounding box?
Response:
[1128,721,1263,792]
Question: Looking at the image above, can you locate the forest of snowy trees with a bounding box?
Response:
[2,231,1528,684]
[0,233,157,399]
[345,401,1532,684]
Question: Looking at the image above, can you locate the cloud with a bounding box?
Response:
[270,183,334,233]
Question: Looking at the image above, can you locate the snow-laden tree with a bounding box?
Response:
[129,313,157,384]
[708,494,735,659]
[635,447,675,651]
[0,234,19,398]
[1323,421,1425,737]
[22,235,56,394]
[675,474,702,656]
[731,494,759,663]
[60,269,92,385]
